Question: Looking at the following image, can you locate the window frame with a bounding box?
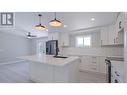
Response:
[75,35,92,48]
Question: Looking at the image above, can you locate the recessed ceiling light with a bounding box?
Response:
[91,18,95,21]
[63,25,67,27]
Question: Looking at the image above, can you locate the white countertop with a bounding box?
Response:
[19,55,80,66]
[106,56,124,61]
[68,54,123,57]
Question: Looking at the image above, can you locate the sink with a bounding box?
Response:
[53,55,68,58]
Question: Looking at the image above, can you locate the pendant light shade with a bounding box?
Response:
[35,24,45,31]
[49,12,62,27]
[35,14,45,31]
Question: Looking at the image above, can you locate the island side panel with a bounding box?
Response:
[29,62,54,83]
[54,59,80,83]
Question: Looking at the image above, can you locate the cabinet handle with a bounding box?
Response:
[119,21,122,29]
[114,39,115,43]
[92,57,97,59]
[116,37,118,43]
[91,67,97,70]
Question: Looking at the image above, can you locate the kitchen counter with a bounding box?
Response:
[106,56,124,61]
[19,55,79,66]
[19,55,80,83]
[68,54,123,57]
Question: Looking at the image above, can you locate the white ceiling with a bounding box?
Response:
[12,12,118,37]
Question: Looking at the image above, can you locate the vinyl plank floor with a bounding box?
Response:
[0,62,33,83]
[0,62,107,83]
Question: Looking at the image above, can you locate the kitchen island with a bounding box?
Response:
[19,55,80,83]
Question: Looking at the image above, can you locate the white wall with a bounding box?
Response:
[124,30,127,82]
[124,13,127,82]
[0,31,32,64]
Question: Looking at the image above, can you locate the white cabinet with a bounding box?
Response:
[29,58,80,83]
[101,13,125,46]
[108,24,118,45]
[48,32,59,40]
[80,56,106,74]
[60,32,69,46]
[116,13,124,32]
[101,23,124,46]
[80,56,90,71]
[89,56,99,72]
[80,56,99,72]
[99,57,106,74]
[100,27,109,46]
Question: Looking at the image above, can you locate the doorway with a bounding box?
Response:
[36,38,48,55]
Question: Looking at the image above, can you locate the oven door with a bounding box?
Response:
[105,59,111,83]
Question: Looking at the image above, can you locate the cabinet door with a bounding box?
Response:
[48,32,59,40]
[80,56,90,71]
[100,27,109,45]
[53,32,59,40]
[80,56,99,72]
[108,24,117,45]
[99,57,106,74]
[116,13,124,32]
[88,56,99,72]
[48,32,53,40]
[60,32,69,46]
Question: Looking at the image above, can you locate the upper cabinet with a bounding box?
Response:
[108,24,118,45]
[60,32,69,47]
[100,27,109,45]
[48,32,70,47]
[48,32,59,40]
[101,12,124,46]
[101,25,124,46]
[116,13,124,33]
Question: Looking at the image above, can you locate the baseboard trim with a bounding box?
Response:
[0,60,26,66]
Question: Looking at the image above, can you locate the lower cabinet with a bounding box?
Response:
[79,56,106,74]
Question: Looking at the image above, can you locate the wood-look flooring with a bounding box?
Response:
[0,62,107,83]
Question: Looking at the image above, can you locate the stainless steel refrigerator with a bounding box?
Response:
[46,40,59,55]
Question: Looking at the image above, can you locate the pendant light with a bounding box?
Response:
[35,14,45,31]
[49,12,62,27]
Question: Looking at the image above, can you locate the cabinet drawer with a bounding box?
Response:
[89,66,98,72]
[91,61,97,64]
[88,65,98,72]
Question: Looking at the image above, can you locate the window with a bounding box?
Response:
[76,36,91,47]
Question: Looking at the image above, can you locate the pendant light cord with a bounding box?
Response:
[39,14,42,24]
[55,12,56,19]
